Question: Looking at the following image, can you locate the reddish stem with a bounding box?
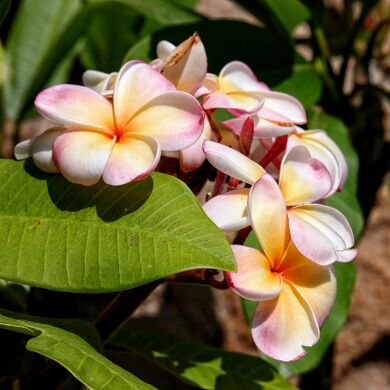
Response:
[259,135,288,168]
[239,117,254,156]
[211,170,227,198]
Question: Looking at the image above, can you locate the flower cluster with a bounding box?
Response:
[14,33,357,362]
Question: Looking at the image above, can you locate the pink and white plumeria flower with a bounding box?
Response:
[200,61,307,121]
[15,61,204,186]
[203,140,357,265]
[226,174,336,361]
[287,127,348,194]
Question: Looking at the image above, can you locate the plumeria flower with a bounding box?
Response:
[200,61,307,120]
[15,61,204,186]
[225,174,336,361]
[203,140,357,265]
[152,33,220,172]
[287,127,348,194]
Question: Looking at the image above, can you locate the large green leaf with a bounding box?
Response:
[2,0,83,121]
[80,2,144,72]
[242,110,363,375]
[91,0,200,26]
[109,326,297,389]
[0,0,9,26]
[0,308,154,389]
[0,159,235,292]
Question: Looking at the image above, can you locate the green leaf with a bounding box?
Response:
[235,0,310,38]
[0,159,235,292]
[123,35,153,63]
[0,308,154,389]
[242,110,363,375]
[258,0,310,36]
[108,326,297,389]
[80,2,144,72]
[0,279,29,311]
[3,0,83,121]
[0,0,9,26]
[274,55,322,108]
[90,0,200,26]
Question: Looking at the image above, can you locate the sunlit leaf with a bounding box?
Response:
[0,159,235,292]
[0,308,154,389]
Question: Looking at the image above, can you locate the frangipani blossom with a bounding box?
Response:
[225,174,336,361]
[15,61,204,186]
[287,127,348,194]
[201,61,307,121]
[203,140,357,265]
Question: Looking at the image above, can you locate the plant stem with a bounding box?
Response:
[94,280,163,344]
[259,135,288,169]
[167,269,228,290]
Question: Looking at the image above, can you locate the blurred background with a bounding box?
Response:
[0,0,389,389]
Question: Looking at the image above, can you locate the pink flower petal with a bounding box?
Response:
[279,145,332,205]
[195,73,218,97]
[179,115,219,172]
[259,91,307,124]
[161,33,207,95]
[156,40,176,60]
[249,174,289,265]
[287,130,348,195]
[202,90,264,116]
[288,204,355,265]
[31,127,65,173]
[251,282,319,362]
[280,240,337,327]
[113,61,176,131]
[14,139,33,160]
[102,134,160,186]
[222,115,294,138]
[129,91,204,151]
[202,188,250,232]
[203,140,264,185]
[219,61,268,93]
[225,245,281,301]
[337,248,358,262]
[35,85,114,133]
[53,129,114,186]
